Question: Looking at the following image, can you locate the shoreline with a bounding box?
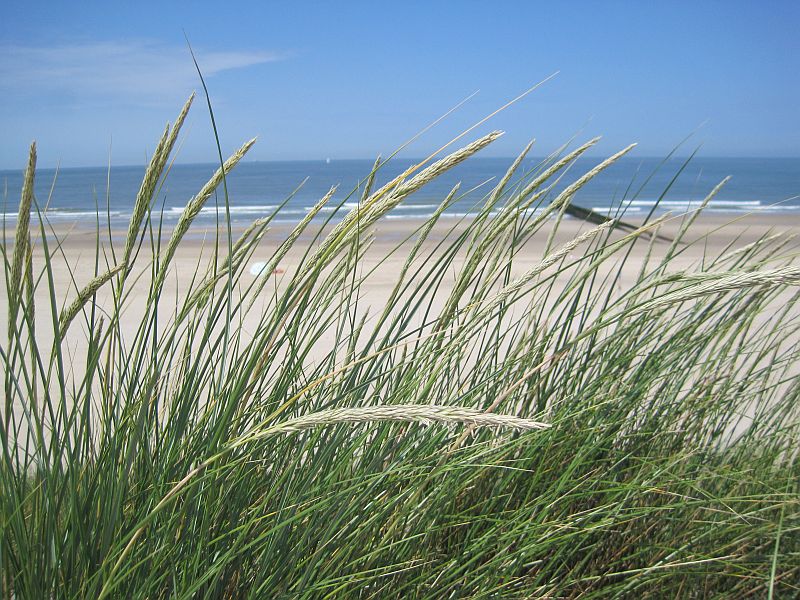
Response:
[10,211,799,251]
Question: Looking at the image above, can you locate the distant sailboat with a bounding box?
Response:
[325,157,331,164]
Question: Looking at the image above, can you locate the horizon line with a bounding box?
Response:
[2,154,800,172]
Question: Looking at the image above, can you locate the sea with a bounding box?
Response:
[1,156,799,227]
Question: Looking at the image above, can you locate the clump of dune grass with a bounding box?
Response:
[1,96,799,599]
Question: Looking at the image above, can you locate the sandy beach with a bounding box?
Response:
[5,212,798,374]
[27,212,800,297]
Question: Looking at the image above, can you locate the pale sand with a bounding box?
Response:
[3,213,799,404]
[31,213,800,283]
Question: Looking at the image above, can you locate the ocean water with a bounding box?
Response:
[1,156,799,226]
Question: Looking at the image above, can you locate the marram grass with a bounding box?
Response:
[2,97,800,599]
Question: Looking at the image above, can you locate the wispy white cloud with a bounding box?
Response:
[0,40,286,100]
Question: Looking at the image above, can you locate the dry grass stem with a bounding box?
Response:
[256,404,551,439]
[59,263,127,338]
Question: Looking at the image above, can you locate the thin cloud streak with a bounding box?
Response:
[0,40,287,100]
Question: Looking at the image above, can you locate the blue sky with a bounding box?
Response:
[1,1,798,168]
